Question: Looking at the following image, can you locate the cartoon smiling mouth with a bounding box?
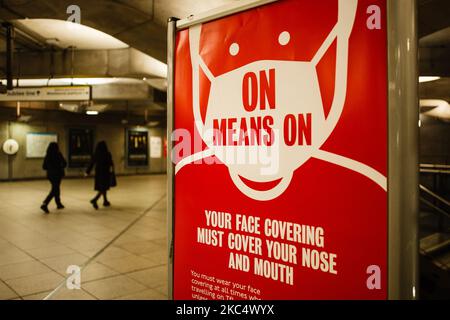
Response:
[238,175,283,192]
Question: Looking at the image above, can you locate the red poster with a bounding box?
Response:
[173,0,387,300]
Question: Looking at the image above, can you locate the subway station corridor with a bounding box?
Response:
[0,175,168,300]
[0,0,448,305]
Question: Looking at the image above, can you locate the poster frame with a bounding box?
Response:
[167,0,419,300]
[67,127,95,169]
[25,132,58,159]
[125,127,150,168]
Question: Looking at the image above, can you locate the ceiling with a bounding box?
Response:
[420,77,450,102]
[13,19,129,50]
[417,1,450,113]
[0,0,448,118]
[420,26,450,47]
[0,0,447,68]
[0,0,236,62]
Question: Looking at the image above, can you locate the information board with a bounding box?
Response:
[0,86,90,101]
[68,128,94,168]
[127,129,149,167]
[26,133,58,158]
[172,0,388,300]
[150,136,163,159]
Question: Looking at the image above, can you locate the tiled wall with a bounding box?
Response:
[0,120,167,180]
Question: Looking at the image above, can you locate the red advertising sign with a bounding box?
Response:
[173,0,387,299]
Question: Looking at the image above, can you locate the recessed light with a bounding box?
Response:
[419,76,440,83]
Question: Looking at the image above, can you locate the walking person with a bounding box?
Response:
[86,141,115,209]
[41,142,67,214]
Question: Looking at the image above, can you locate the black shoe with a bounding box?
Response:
[90,199,98,210]
[57,204,65,210]
[40,204,49,214]
[103,201,111,207]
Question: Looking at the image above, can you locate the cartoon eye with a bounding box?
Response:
[229,42,239,56]
[278,31,290,46]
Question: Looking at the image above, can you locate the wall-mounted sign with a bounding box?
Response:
[26,133,58,158]
[171,0,389,300]
[0,86,90,101]
[127,129,149,167]
[150,136,162,159]
[68,128,94,168]
[2,139,19,155]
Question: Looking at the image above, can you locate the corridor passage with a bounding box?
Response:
[0,175,168,300]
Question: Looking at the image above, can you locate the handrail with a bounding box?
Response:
[420,164,450,169]
[420,197,450,220]
[419,184,450,207]
[420,169,450,174]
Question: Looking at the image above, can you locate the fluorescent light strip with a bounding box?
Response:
[419,76,441,83]
[1,77,146,87]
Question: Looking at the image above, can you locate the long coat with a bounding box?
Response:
[43,152,67,179]
[86,152,114,191]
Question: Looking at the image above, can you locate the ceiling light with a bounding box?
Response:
[17,115,32,122]
[1,77,144,87]
[86,110,99,115]
[86,103,109,113]
[59,102,83,113]
[147,121,160,127]
[419,76,441,83]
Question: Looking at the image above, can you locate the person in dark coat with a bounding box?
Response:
[86,141,114,209]
[41,142,67,214]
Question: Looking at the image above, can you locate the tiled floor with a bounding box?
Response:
[0,175,168,300]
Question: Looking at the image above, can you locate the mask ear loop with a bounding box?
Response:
[311,0,358,142]
[174,24,216,174]
[229,0,359,201]
[309,1,386,191]
[189,24,216,145]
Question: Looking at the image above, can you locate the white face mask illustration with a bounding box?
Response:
[176,0,387,200]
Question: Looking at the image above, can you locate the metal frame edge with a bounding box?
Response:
[169,0,421,300]
[167,17,178,301]
[387,0,419,300]
[176,0,278,30]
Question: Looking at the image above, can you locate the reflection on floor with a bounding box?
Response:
[0,175,168,300]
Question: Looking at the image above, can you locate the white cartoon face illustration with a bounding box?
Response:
[176,0,387,201]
